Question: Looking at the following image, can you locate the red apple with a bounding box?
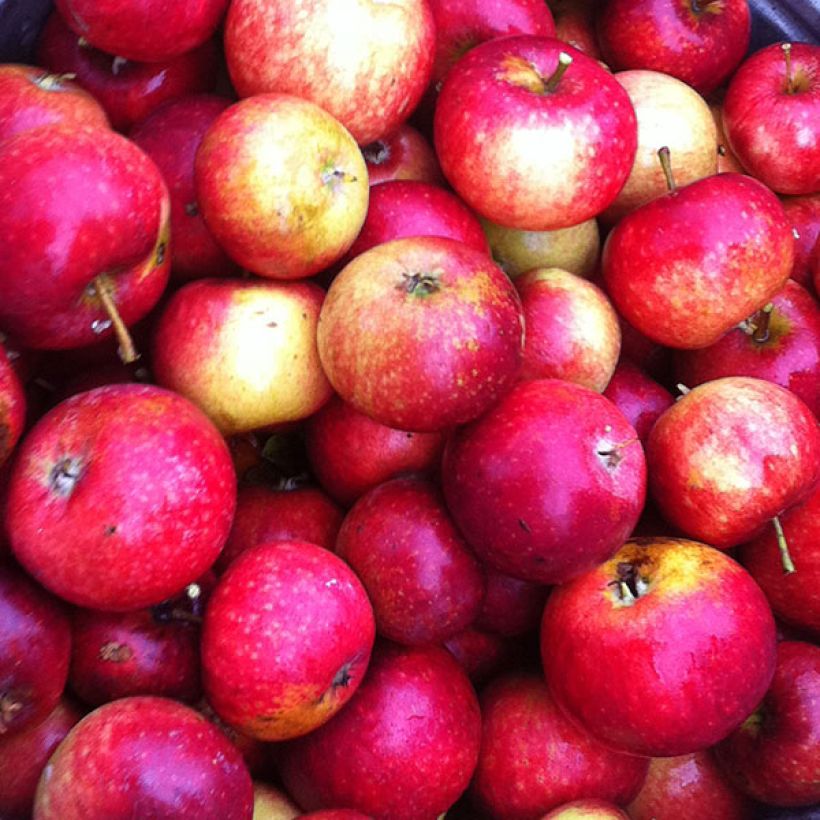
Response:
[603,169,795,349]
[33,696,253,819]
[715,641,820,807]
[36,12,221,132]
[0,565,71,737]
[317,235,524,432]
[470,673,648,819]
[53,0,229,63]
[279,642,481,820]
[224,0,435,145]
[646,377,820,550]
[442,378,646,584]
[673,280,820,417]
[361,123,444,187]
[711,102,746,175]
[195,94,368,280]
[474,566,549,637]
[541,537,778,757]
[443,627,519,686]
[5,384,236,610]
[782,194,820,289]
[602,359,674,444]
[435,36,637,230]
[130,94,237,281]
[596,0,750,95]
[201,540,375,741]
[0,340,25,467]
[300,812,373,820]
[723,42,820,196]
[541,800,630,819]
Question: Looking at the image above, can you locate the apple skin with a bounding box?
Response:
[151,278,333,435]
[596,0,750,96]
[474,566,549,636]
[782,195,820,289]
[195,93,368,280]
[201,540,375,741]
[541,537,778,758]
[723,42,820,196]
[0,698,83,820]
[602,69,717,223]
[33,696,254,819]
[646,377,820,549]
[711,103,746,175]
[317,235,525,432]
[715,641,820,807]
[435,36,637,231]
[627,750,756,820]
[130,94,237,281]
[300,812,374,820]
[443,626,520,686]
[0,63,109,143]
[602,359,674,444]
[673,280,820,417]
[361,123,444,187]
[738,482,820,637]
[0,124,170,354]
[541,800,630,819]
[516,267,621,392]
[251,782,300,820]
[279,642,482,820]
[225,0,435,145]
[442,378,646,584]
[335,476,485,646]
[216,485,343,574]
[0,340,25,467]
[53,0,229,63]
[36,12,220,132]
[602,172,794,349]
[469,673,648,819]
[5,384,237,611]
[550,0,603,61]
[0,565,72,737]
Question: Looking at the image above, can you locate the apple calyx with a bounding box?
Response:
[49,456,83,497]
[321,165,358,188]
[772,515,796,574]
[609,561,650,606]
[498,52,573,94]
[658,146,677,192]
[597,437,640,469]
[98,642,134,663]
[0,692,23,733]
[90,275,140,364]
[32,72,77,91]
[399,271,441,296]
[184,201,200,217]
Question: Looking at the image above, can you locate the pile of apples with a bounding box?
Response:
[0,0,818,818]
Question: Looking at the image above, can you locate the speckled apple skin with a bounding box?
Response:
[602,173,794,349]
[280,642,481,820]
[201,541,375,741]
[470,674,649,819]
[597,0,750,95]
[541,538,778,758]
[723,43,820,196]
[0,341,25,467]
[0,125,170,352]
[317,235,524,432]
[715,641,820,807]
[646,377,820,549]
[782,195,820,288]
[335,476,485,646]
[442,378,646,584]
[33,696,253,820]
[602,359,674,444]
[5,384,236,611]
[434,36,637,231]
[224,0,435,145]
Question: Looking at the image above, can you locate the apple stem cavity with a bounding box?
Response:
[597,437,640,468]
[658,146,677,192]
[772,515,796,574]
[361,140,389,165]
[49,456,83,497]
[544,52,573,93]
[0,692,23,733]
[748,302,774,342]
[782,43,795,94]
[400,271,441,296]
[92,275,139,364]
[610,561,649,605]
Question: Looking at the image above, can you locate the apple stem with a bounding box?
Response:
[782,43,795,94]
[658,146,677,192]
[544,52,573,93]
[400,271,440,296]
[92,275,139,364]
[772,516,795,574]
[751,302,774,342]
[675,383,690,397]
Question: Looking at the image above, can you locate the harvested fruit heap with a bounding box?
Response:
[0,0,818,818]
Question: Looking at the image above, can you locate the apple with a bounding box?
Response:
[442,378,646,584]
[542,537,778,757]
[0,339,25,467]
[711,103,746,174]
[224,0,435,145]
[279,642,482,820]
[53,0,229,63]
[602,69,717,223]
[251,782,300,820]
[317,235,524,432]
[0,564,71,737]
[434,36,637,231]
[36,12,221,132]
[201,540,375,741]
[469,673,648,819]
[5,384,236,610]
[782,194,820,289]
[361,123,444,186]
[335,476,485,645]
[596,0,750,95]
[195,696,269,779]
[151,278,333,435]
[549,0,603,61]
[195,93,368,280]
[541,800,630,819]
[602,359,674,444]
[33,696,254,819]
[602,167,794,349]
[723,42,820,196]
[474,566,549,636]
[443,627,521,686]
[646,376,820,551]
[300,812,374,820]
[516,267,621,392]
[715,641,820,807]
